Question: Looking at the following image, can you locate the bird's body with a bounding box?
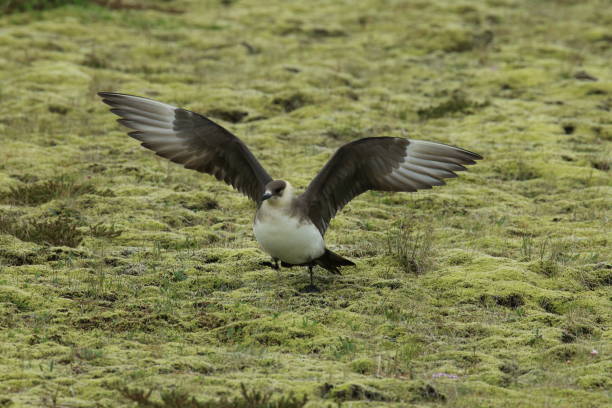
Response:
[254,203,325,265]
[253,185,325,265]
[99,92,482,289]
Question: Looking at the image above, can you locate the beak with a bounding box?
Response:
[261,192,273,201]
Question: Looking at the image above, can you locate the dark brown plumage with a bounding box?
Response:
[299,137,482,235]
[99,92,272,203]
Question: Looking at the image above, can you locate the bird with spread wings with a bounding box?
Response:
[99,92,482,289]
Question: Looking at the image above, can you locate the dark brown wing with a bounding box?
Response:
[98,92,273,203]
[301,137,482,235]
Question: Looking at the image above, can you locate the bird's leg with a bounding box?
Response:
[302,264,320,293]
[273,258,282,279]
[309,265,314,286]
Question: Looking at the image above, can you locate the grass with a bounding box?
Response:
[0,213,84,247]
[385,217,435,275]
[0,0,89,13]
[0,175,97,206]
[0,0,610,407]
[117,383,309,408]
[416,91,488,120]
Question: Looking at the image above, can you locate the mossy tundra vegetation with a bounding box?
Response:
[0,0,610,406]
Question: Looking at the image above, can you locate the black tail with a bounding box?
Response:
[314,248,355,274]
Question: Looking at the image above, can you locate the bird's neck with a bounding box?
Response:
[262,185,295,212]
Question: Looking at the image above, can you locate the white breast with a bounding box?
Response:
[253,209,325,265]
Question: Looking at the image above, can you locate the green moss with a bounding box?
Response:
[0,0,610,406]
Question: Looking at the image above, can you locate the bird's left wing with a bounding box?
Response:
[300,137,482,235]
[98,92,273,203]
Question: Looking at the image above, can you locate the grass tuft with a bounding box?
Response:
[117,383,308,408]
[1,176,96,206]
[494,160,541,181]
[417,92,488,120]
[0,213,83,247]
[523,236,579,277]
[272,93,310,113]
[205,108,249,123]
[322,383,388,402]
[0,0,89,13]
[88,222,123,239]
[385,218,435,275]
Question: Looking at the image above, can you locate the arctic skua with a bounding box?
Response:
[98,92,482,289]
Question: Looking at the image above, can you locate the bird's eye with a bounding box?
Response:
[275,188,283,194]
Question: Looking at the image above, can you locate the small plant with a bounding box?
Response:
[82,52,110,69]
[334,336,357,360]
[272,93,310,113]
[170,269,188,282]
[388,339,423,376]
[350,358,375,374]
[493,160,540,181]
[385,219,435,275]
[526,236,579,277]
[40,388,60,408]
[383,305,402,322]
[1,176,96,206]
[116,383,308,408]
[300,316,318,329]
[0,213,15,236]
[0,214,83,247]
[73,347,104,361]
[589,154,610,172]
[526,328,543,346]
[0,0,90,14]
[417,91,488,120]
[520,235,534,260]
[89,222,122,239]
[324,125,364,142]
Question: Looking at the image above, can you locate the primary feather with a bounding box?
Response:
[300,137,482,235]
[98,92,272,203]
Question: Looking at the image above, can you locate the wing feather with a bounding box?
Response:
[301,137,482,234]
[99,92,272,202]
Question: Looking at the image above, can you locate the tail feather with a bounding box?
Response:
[315,248,355,274]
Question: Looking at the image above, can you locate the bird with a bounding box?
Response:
[98,92,482,290]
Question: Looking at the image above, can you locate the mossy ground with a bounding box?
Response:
[0,0,610,406]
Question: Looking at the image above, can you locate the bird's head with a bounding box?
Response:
[261,180,292,206]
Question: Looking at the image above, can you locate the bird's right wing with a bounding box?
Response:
[99,92,273,203]
[301,137,482,235]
